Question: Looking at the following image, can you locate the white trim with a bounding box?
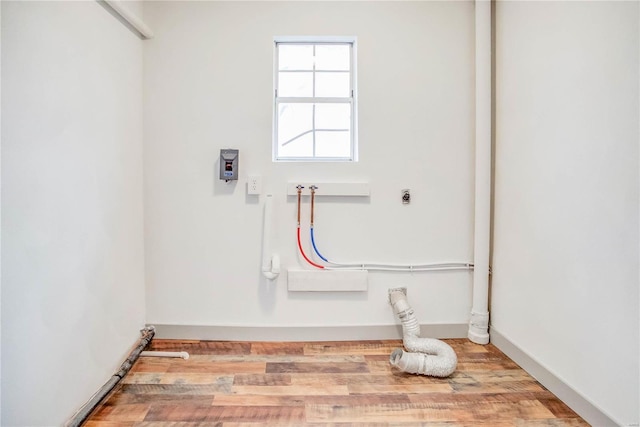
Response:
[273,37,357,162]
[99,0,153,40]
[490,327,622,427]
[148,323,468,342]
[277,97,352,104]
[275,35,357,44]
[0,1,3,418]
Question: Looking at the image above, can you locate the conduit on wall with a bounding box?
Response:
[262,194,281,280]
[295,184,474,272]
[468,0,492,345]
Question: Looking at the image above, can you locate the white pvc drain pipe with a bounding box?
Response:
[469,0,492,345]
[140,351,189,360]
[388,288,457,377]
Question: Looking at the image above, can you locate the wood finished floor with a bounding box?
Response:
[85,339,589,426]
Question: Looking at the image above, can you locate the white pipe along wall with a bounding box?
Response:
[261,194,280,281]
[469,0,491,345]
[140,351,189,360]
[102,0,153,39]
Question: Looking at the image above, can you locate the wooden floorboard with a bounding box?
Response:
[85,339,589,426]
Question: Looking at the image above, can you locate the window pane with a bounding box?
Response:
[278,44,313,70]
[315,130,351,158]
[274,40,356,161]
[315,45,350,71]
[277,103,313,158]
[279,72,313,97]
[315,103,351,130]
[315,72,350,97]
[279,131,314,158]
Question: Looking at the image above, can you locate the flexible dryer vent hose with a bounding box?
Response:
[388,289,457,377]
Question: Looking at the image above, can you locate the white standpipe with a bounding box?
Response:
[388,288,457,377]
[262,194,280,281]
[469,0,491,345]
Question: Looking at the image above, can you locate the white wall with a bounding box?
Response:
[492,1,639,425]
[143,1,475,333]
[1,1,146,425]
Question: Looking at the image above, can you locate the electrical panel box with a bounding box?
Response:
[219,149,239,182]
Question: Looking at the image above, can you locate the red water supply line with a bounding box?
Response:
[296,185,324,269]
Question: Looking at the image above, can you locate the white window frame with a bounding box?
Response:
[273,36,358,162]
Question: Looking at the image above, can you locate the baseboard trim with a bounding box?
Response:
[148,323,469,342]
[490,327,621,427]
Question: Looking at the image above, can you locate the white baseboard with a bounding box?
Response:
[148,323,468,342]
[490,327,621,427]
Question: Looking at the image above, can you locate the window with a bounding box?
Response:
[273,38,357,161]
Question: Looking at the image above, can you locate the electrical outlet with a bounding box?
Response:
[247,175,262,195]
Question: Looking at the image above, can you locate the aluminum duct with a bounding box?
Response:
[388,288,457,377]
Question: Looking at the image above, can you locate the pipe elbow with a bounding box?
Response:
[262,271,279,280]
[262,254,280,280]
[388,288,411,313]
[403,336,457,359]
[468,311,490,345]
[390,348,457,378]
[271,254,281,274]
